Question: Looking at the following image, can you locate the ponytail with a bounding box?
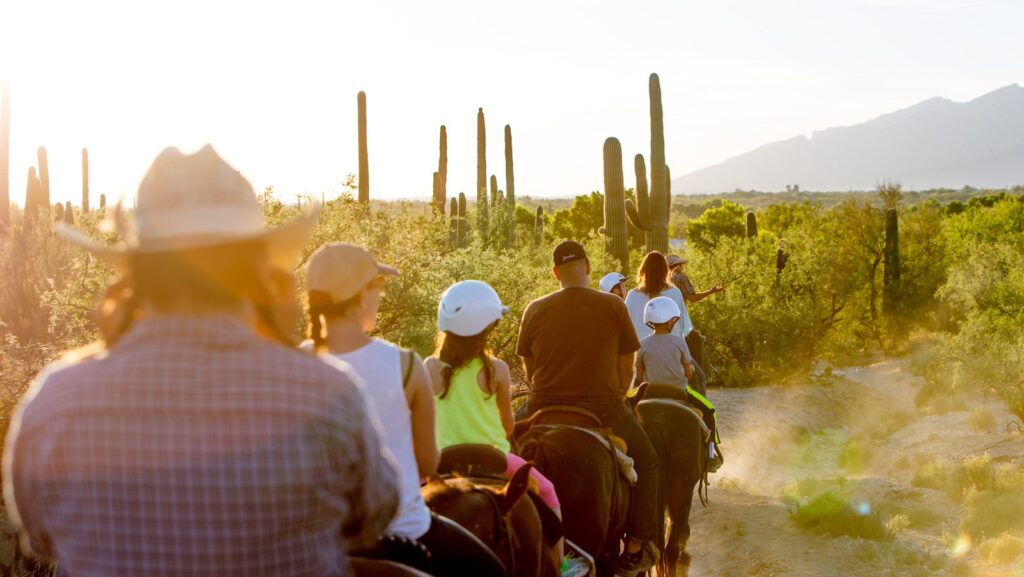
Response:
[434,325,496,399]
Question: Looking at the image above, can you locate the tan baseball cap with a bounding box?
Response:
[305,242,398,302]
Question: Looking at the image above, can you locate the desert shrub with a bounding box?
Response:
[967,406,997,432]
[978,533,1024,564]
[790,491,891,540]
[911,460,948,490]
[960,490,1024,541]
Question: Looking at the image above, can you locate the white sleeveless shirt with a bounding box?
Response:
[332,339,432,538]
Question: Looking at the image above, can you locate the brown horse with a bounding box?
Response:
[422,464,561,577]
[632,386,707,577]
[514,419,631,577]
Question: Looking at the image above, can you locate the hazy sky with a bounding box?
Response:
[1,0,1021,205]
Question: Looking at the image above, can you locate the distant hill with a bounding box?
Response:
[674,84,1024,194]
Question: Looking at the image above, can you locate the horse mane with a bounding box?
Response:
[422,476,493,509]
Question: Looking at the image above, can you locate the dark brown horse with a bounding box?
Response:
[514,419,631,577]
[632,386,707,577]
[422,464,561,577]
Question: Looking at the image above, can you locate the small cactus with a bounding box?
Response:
[357,91,369,204]
[745,210,758,238]
[82,148,90,212]
[490,174,499,206]
[601,137,630,272]
[535,206,545,245]
[63,201,74,225]
[53,202,64,223]
[99,193,106,210]
[457,192,467,247]
[776,239,789,274]
[449,197,458,248]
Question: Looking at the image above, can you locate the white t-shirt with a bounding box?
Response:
[331,339,432,539]
[624,286,693,341]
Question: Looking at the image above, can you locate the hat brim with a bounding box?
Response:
[56,208,320,272]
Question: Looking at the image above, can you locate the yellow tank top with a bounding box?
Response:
[435,358,511,453]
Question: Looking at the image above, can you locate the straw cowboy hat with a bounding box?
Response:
[57,145,317,270]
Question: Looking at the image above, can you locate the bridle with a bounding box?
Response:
[474,483,517,577]
[433,474,516,577]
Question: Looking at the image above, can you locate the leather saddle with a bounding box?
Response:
[437,444,508,478]
[511,405,603,448]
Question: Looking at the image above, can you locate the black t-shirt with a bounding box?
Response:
[516,286,640,403]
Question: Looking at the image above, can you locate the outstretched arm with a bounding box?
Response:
[684,285,723,303]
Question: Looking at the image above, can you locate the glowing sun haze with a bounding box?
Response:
[1,0,1020,205]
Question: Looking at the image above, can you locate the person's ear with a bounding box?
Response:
[585,259,592,275]
[552,266,561,281]
[668,318,678,331]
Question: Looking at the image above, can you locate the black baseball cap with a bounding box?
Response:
[552,240,588,267]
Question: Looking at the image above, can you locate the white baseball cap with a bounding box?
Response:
[599,272,627,293]
[644,296,681,326]
[437,280,510,337]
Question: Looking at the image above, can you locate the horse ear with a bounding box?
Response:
[498,463,533,515]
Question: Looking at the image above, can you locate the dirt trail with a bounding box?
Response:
[683,359,1024,577]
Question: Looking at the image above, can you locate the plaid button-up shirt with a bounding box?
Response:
[3,316,399,577]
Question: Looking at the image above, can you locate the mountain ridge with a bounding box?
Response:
[674,84,1024,193]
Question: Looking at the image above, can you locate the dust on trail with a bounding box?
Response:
[684,358,1024,577]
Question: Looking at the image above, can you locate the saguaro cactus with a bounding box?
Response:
[82,148,90,212]
[600,137,630,272]
[437,125,448,208]
[746,211,758,238]
[449,197,458,248]
[457,192,467,247]
[63,201,74,225]
[477,108,488,203]
[504,125,515,206]
[883,208,901,314]
[432,171,444,215]
[23,167,42,228]
[99,193,106,210]
[535,206,545,245]
[37,146,50,208]
[646,73,669,254]
[0,81,10,230]
[490,175,499,206]
[357,91,369,204]
[53,202,64,223]
[626,153,650,229]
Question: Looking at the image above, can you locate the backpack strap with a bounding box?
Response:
[399,347,416,390]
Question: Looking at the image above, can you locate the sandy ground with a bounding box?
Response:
[683,359,1024,577]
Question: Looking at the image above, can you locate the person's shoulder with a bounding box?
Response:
[489,356,510,375]
[12,348,114,428]
[663,286,684,299]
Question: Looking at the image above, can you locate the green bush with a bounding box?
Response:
[789,491,891,540]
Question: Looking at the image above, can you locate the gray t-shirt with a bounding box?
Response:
[636,333,692,388]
